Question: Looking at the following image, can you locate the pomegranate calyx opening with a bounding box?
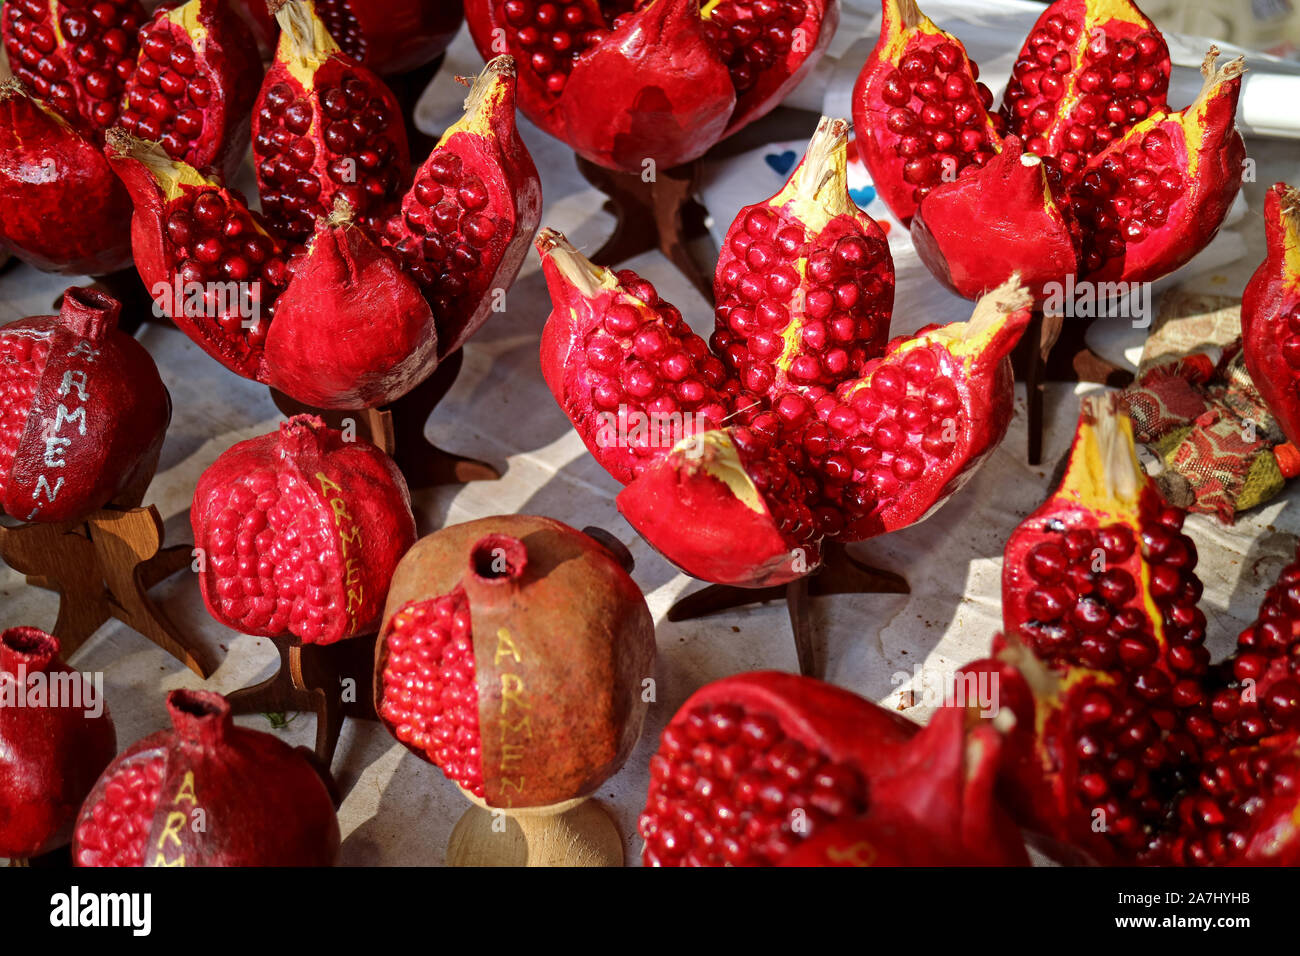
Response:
[166,689,234,743]
[468,534,529,586]
[59,287,123,343]
[0,626,61,672]
[274,0,342,77]
[275,414,330,460]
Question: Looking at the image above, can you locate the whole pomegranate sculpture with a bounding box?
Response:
[109,24,541,410]
[235,0,464,75]
[539,117,1031,587]
[0,287,170,524]
[855,0,1247,300]
[988,393,1300,865]
[0,81,134,276]
[1242,182,1300,446]
[638,671,1029,866]
[0,0,261,274]
[0,627,117,860]
[465,0,840,173]
[375,515,656,813]
[191,415,416,646]
[73,689,340,866]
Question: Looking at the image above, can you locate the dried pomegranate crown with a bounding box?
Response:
[539,117,1033,587]
[856,0,1248,298]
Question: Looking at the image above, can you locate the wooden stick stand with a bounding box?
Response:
[271,348,499,492]
[666,541,909,679]
[0,506,211,677]
[575,155,716,303]
[223,633,379,773]
[447,799,623,867]
[1014,311,1135,466]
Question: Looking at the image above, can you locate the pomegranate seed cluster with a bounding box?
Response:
[1003,14,1168,178]
[500,0,611,97]
[204,468,347,642]
[1016,508,1205,682]
[2,0,143,132]
[1213,558,1300,743]
[385,150,500,315]
[700,0,807,94]
[1054,678,1195,855]
[0,332,50,499]
[713,208,891,395]
[255,76,402,239]
[728,425,821,549]
[580,272,731,466]
[877,41,998,205]
[163,187,287,349]
[73,752,166,867]
[379,594,485,798]
[639,702,867,866]
[1154,748,1300,865]
[314,0,365,63]
[812,343,961,537]
[119,20,211,164]
[1070,130,1185,273]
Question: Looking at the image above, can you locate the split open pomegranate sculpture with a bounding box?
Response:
[540,117,1031,587]
[988,395,1300,865]
[375,515,656,809]
[465,0,840,173]
[0,0,262,274]
[109,1,541,411]
[855,0,1247,300]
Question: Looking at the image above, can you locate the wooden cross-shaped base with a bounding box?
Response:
[666,542,909,679]
[575,155,715,304]
[271,348,499,492]
[0,506,212,676]
[224,633,379,772]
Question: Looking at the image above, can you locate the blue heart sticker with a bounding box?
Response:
[765,150,797,176]
[850,185,876,208]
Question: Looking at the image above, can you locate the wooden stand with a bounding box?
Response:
[0,506,211,677]
[223,633,379,772]
[270,348,499,492]
[666,541,909,679]
[447,799,623,867]
[575,155,715,303]
[1013,311,1134,466]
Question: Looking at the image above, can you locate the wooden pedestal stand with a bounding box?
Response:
[666,542,909,680]
[575,156,715,303]
[0,506,212,677]
[1014,311,1135,466]
[447,799,623,867]
[270,348,500,492]
[223,633,380,773]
